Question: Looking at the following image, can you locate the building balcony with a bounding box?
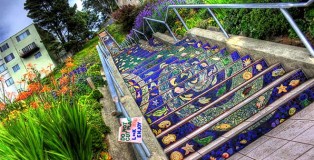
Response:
[20,42,39,58]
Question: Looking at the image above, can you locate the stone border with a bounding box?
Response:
[105,53,168,160]
[186,28,314,78]
[153,28,314,78]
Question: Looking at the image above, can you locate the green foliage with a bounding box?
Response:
[107,23,127,44]
[112,5,142,33]
[169,0,314,41]
[89,89,104,101]
[0,102,93,160]
[25,0,93,53]
[82,0,118,18]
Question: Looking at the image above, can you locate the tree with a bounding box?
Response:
[82,0,119,19]
[24,0,91,53]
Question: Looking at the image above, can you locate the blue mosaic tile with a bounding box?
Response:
[165,70,307,158]
[200,71,311,160]
[141,51,243,116]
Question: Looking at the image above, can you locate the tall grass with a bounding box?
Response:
[0,100,93,160]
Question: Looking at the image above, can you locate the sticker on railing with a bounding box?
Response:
[118,117,143,143]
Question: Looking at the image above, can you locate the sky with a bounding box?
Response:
[0,0,82,43]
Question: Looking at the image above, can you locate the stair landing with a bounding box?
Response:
[230,102,314,160]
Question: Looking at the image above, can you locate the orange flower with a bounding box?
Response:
[59,76,69,86]
[24,71,37,81]
[30,101,38,109]
[65,57,73,63]
[26,63,36,69]
[0,76,4,81]
[44,102,51,109]
[28,83,41,93]
[51,77,57,87]
[16,91,31,101]
[65,62,75,68]
[61,68,68,74]
[40,85,51,93]
[58,86,69,95]
[0,103,5,110]
[40,68,50,75]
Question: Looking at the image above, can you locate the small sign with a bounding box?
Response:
[118,117,143,143]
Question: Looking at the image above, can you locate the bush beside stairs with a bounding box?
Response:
[110,37,314,160]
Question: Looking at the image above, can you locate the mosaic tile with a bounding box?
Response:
[131,48,216,105]
[200,71,311,160]
[141,51,243,115]
[154,60,273,148]
[145,55,256,127]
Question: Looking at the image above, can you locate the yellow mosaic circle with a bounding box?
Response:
[243,71,253,80]
[170,151,184,160]
[289,107,296,116]
[256,64,263,71]
[162,134,176,145]
[158,120,172,129]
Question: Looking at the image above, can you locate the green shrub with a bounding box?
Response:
[89,89,104,101]
[112,5,142,33]
[107,23,127,44]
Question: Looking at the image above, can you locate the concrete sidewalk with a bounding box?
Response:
[230,102,314,160]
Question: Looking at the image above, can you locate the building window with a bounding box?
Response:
[0,64,7,74]
[12,64,20,72]
[4,53,15,63]
[34,52,42,59]
[0,43,9,52]
[16,30,30,42]
[5,77,14,87]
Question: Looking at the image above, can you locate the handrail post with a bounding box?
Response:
[280,8,314,56]
[104,29,122,50]
[207,8,230,38]
[145,19,155,34]
[164,22,178,41]
[173,8,189,31]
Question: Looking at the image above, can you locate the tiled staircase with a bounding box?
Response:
[112,38,314,160]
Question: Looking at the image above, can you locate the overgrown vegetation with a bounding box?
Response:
[131,0,314,43]
[107,23,127,44]
[0,36,109,159]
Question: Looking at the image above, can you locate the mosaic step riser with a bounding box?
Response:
[175,38,193,46]
[114,45,143,60]
[128,47,217,96]
[119,46,177,74]
[123,45,216,79]
[154,63,280,149]
[122,55,172,77]
[195,78,314,160]
[115,49,153,66]
[147,57,264,128]
[129,47,221,101]
[133,60,213,106]
[122,42,214,76]
[126,56,181,80]
[152,63,281,141]
[140,51,244,115]
[116,55,152,72]
[132,47,228,98]
[130,58,208,105]
[164,70,307,158]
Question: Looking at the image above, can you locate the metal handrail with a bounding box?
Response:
[96,44,152,159]
[140,0,314,56]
